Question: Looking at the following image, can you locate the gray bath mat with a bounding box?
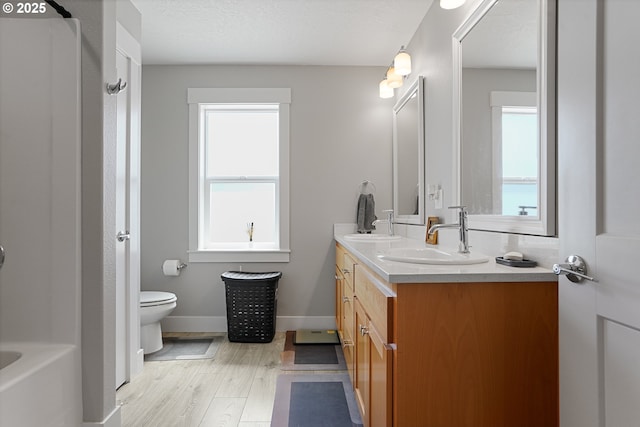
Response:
[271,373,363,427]
[144,337,221,361]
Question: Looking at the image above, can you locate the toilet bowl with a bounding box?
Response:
[140,291,177,354]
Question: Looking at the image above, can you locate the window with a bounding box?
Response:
[490,91,538,217]
[188,88,291,262]
[500,106,538,216]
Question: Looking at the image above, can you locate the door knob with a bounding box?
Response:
[116,231,130,242]
[553,255,597,283]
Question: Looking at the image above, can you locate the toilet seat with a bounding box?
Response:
[140,291,177,307]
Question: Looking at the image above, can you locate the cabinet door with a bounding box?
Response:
[354,299,370,426]
[342,290,355,383]
[369,322,393,427]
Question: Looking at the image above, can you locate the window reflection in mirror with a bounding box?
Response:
[454,0,556,236]
[490,91,538,216]
[498,104,538,216]
[393,76,425,225]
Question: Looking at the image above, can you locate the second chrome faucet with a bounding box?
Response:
[427,206,470,253]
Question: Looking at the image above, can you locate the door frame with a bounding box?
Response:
[116,21,143,383]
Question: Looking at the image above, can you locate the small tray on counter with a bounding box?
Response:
[495,257,538,268]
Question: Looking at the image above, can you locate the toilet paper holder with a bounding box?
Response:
[161,259,188,276]
[160,262,187,270]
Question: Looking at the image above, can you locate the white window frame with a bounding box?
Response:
[187,88,291,263]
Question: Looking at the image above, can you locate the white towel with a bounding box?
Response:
[356,193,377,233]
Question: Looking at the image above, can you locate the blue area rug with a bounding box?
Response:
[271,373,363,427]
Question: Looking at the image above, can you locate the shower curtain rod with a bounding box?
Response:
[45,0,72,18]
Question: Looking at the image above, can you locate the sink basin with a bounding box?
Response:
[343,233,402,242]
[377,247,489,265]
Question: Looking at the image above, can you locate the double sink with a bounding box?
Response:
[343,233,489,265]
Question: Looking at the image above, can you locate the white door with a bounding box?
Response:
[558,1,640,426]
[115,49,130,389]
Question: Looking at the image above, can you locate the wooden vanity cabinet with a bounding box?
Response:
[335,243,559,427]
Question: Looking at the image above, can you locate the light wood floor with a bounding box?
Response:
[116,332,286,427]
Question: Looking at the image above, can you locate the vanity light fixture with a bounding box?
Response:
[440,0,466,9]
[379,46,412,98]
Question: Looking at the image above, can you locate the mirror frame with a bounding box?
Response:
[393,76,425,225]
[452,0,556,236]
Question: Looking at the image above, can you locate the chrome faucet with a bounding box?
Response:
[427,206,470,253]
[372,209,395,236]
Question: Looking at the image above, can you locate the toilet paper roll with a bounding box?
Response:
[162,259,182,276]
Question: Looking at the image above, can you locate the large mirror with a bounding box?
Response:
[453,0,556,235]
[393,76,425,225]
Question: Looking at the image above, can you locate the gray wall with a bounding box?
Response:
[141,65,393,328]
[398,2,473,222]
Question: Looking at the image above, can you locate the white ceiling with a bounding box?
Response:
[129,0,434,66]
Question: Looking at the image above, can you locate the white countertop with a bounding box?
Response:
[335,232,557,284]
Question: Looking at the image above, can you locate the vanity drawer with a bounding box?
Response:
[354,264,394,342]
[342,252,356,293]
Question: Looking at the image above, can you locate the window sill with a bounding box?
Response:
[188,249,290,263]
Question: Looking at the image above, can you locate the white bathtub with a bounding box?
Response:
[0,343,81,426]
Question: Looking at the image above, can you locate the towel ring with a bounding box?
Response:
[359,180,376,195]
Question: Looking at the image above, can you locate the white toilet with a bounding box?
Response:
[140,291,177,354]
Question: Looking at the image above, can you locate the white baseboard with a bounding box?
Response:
[162,316,228,332]
[82,405,121,427]
[162,315,336,332]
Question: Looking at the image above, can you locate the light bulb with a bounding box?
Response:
[394,50,411,76]
[440,0,465,9]
[379,79,394,98]
[386,67,403,89]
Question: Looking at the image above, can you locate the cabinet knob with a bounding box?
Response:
[342,340,354,347]
[342,268,350,275]
[343,296,350,303]
[359,324,369,336]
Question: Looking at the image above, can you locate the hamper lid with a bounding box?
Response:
[221,271,282,281]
